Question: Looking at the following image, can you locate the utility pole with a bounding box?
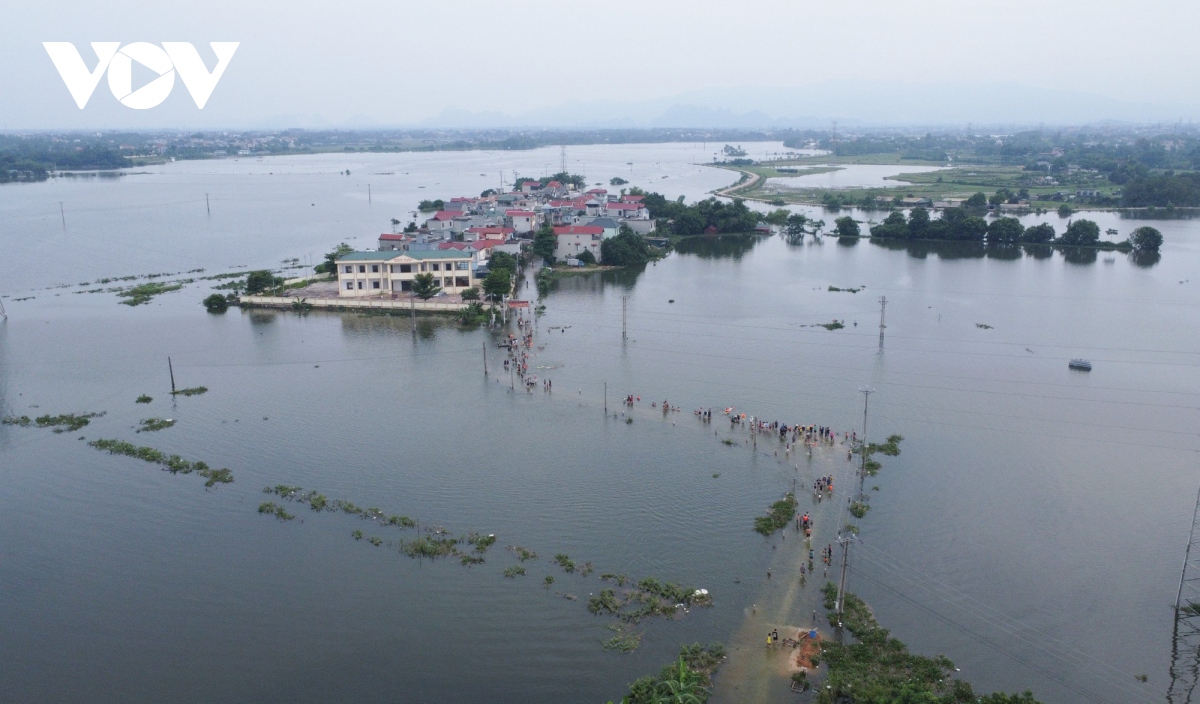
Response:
[483,340,488,377]
[878,296,887,350]
[410,295,416,340]
[206,193,210,214]
[1169,485,1200,704]
[368,184,371,204]
[168,357,177,395]
[835,529,856,623]
[858,387,873,501]
[59,202,66,231]
[622,296,627,340]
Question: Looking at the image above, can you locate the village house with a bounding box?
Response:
[335,250,477,296]
[553,225,606,262]
[506,210,537,234]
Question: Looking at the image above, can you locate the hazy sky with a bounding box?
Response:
[4,0,1199,129]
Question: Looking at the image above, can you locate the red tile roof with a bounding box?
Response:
[430,211,457,220]
[506,210,535,217]
[437,242,469,250]
[546,180,562,188]
[553,226,604,236]
[607,202,645,211]
[471,240,499,250]
[621,195,644,202]
[466,226,514,235]
[379,233,408,240]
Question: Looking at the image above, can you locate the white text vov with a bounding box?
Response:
[43,42,239,110]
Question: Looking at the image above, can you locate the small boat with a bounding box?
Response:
[1069,359,1092,371]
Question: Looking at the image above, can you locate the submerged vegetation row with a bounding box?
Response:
[2,412,104,433]
[88,438,233,487]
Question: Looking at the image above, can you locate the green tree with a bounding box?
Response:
[489,251,519,272]
[532,223,557,263]
[244,270,282,294]
[1021,222,1055,243]
[908,206,930,237]
[955,215,989,241]
[671,209,705,235]
[870,211,908,239]
[1057,204,1074,217]
[987,217,1024,244]
[460,286,480,300]
[315,243,354,274]
[411,272,441,300]
[834,216,860,237]
[202,294,228,312]
[1061,219,1100,246]
[1129,226,1163,252]
[784,213,808,236]
[600,226,654,266]
[576,248,596,265]
[761,208,791,226]
[482,268,512,301]
[964,192,988,211]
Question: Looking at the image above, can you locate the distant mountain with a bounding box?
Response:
[418,81,1193,130]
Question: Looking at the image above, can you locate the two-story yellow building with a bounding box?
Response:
[335,250,477,296]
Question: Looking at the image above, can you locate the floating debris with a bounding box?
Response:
[170,387,208,397]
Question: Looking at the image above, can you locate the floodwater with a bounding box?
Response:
[1,144,1199,704]
[767,163,949,189]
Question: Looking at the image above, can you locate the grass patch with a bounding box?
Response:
[135,395,153,404]
[828,286,863,293]
[754,492,796,536]
[820,582,1041,703]
[849,501,870,519]
[587,577,712,623]
[616,643,726,704]
[136,417,175,433]
[468,532,497,554]
[3,412,105,433]
[171,386,207,397]
[503,565,527,578]
[88,438,233,487]
[818,321,845,331]
[976,323,994,329]
[258,501,294,520]
[601,623,643,652]
[401,535,461,559]
[554,553,576,573]
[118,281,184,306]
[508,545,538,561]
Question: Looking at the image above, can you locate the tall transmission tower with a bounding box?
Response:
[560,145,567,174]
[1169,486,1200,704]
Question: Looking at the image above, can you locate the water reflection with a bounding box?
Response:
[837,236,859,247]
[985,245,1022,261]
[672,235,764,260]
[247,311,277,326]
[1025,244,1054,260]
[1061,247,1098,266]
[545,265,646,295]
[1130,250,1162,268]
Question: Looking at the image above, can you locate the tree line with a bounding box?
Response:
[639,191,760,235]
[869,207,1161,251]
